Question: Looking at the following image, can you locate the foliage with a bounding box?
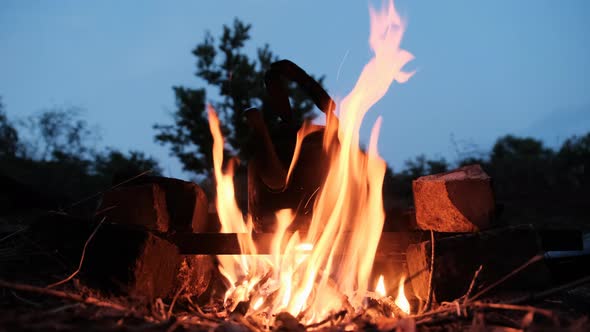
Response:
[388,134,588,201]
[403,155,449,179]
[0,104,161,208]
[154,18,323,177]
[93,149,162,183]
[0,98,20,158]
[487,135,556,197]
[18,107,98,161]
[383,155,449,203]
[556,133,589,190]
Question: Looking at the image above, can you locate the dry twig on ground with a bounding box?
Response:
[46,217,106,289]
[67,169,153,210]
[0,279,148,318]
[468,254,543,302]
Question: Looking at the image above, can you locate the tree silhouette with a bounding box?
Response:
[557,133,589,190]
[487,135,555,197]
[0,98,20,158]
[19,107,98,161]
[93,149,162,184]
[154,19,324,177]
[0,104,162,213]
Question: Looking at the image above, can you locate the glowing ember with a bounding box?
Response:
[207,0,414,324]
[395,276,411,315]
[375,275,386,297]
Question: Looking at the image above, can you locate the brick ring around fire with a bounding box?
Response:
[22,57,583,316]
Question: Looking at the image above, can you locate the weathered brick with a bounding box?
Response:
[406,225,551,303]
[99,184,169,232]
[82,224,182,300]
[412,164,495,232]
[99,177,209,233]
[175,255,215,297]
[155,178,209,233]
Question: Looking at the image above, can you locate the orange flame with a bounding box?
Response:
[395,276,410,315]
[207,0,414,323]
[375,275,386,297]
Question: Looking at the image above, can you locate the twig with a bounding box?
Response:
[185,297,223,323]
[93,205,117,217]
[165,318,184,332]
[45,303,83,315]
[179,316,220,328]
[413,300,555,326]
[470,302,554,319]
[0,279,130,312]
[68,169,153,209]
[11,290,42,307]
[46,217,106,289]
[412,305,456,323]
[0,228,26,244]
[468,254,543,302]
[167,284,186,318]
[463,265,483,305]
[507,275,590,305]
[413,259,590,326]
[153,298,167,321]
[421,230,435,313]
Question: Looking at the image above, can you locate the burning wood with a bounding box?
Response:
[207,0,417,324]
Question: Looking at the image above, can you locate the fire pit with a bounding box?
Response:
[1,1,589,331]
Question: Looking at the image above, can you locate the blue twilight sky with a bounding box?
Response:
[1,0,589,179]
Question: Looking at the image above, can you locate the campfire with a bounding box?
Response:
[208,0,414,324]
[1,0,589,331]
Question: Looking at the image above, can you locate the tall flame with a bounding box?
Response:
[207,0,414,323]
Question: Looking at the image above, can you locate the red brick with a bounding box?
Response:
[82,224,182,300]
[406,225,551,303]
[99,184,169,232]
[412,164,495,232]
